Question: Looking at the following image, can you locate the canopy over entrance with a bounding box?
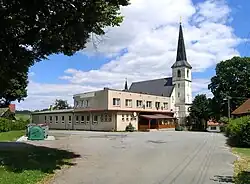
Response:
[139,114,176,130]
[140,114,174,119]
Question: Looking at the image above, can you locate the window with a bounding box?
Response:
[75,101,79,108]
[93,115,98,122]
[102,114,112,122]
[45,116,47,121]
[86,115,90,122]
[178,92,180,98]
[125,99,132,107]
[113,98,120,106]
[211,126,216,130]
[68,116,72,124]
[187,70,189,78]
[61,116,64,123]
[122,115,125,121]
[146,101,152,108]
[126,114,129,121]
[177,70,181,77]
[155,102,160,108]
[136,100,143,107]
[49,116,52,123]
[55,116,58,123]
[178,83,180,88]
[76,116,79,123]
[81,116,84,123]
[163,102,168,109]
[83,100,89,107]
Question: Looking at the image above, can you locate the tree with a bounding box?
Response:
[0,0,130,105]
[189,94,210,131]
[52,99,71,110]
[208,57,250,117]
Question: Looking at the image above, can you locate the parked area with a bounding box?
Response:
[31,130,236,184]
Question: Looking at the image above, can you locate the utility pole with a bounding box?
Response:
[226,96,231,122]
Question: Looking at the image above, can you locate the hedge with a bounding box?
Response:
[226,116,250,147]
[0,118,29,132]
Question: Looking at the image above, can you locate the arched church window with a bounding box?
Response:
[177,70,181,78]
[187,70,189,78]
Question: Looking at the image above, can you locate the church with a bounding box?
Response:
[32,22,192,131]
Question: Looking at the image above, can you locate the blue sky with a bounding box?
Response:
[20,0,250,110]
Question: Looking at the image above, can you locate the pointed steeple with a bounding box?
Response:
[171,22,192,69]
[124,78,128,91]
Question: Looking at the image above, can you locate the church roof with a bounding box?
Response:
[129,77,174,97]
[171,23,192,69]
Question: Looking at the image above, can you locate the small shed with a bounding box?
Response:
[207,120,220,133]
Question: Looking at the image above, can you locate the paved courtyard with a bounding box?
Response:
[36,131,236,184]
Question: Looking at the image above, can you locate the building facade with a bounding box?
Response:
[32,22,192,131]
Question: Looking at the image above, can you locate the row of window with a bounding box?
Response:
[121,114,136,121]
[75,100,89,108]
[113,98,169,109]
[44,114,112,123]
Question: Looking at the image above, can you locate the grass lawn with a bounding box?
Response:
[0,131,80,184]
[0,130,25,141]
[232,147,250,184]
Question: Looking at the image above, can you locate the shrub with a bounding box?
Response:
[175,125,184,131]
[226,116,250,147]
[0,118,29,132]
[125,123,135,132]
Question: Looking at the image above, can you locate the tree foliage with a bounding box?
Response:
[189,94,210,130]
[208,57,250,116]
[52,99,71,110]
[226,116,250,147]
[0,0,130,106]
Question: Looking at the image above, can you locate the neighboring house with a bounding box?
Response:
[231,99,250,117]
[32,22,192,131]
[207,120,220,133]
[0,104,16,120]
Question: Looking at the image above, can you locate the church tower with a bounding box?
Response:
[171,22,192,125]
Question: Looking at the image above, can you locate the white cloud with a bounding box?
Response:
[17,0,244,110]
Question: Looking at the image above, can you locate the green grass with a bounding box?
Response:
[15,113,31,121]
[0,130,25,141]
[232,147,250,184]
[233,147,250,157]
[0,131,80,184]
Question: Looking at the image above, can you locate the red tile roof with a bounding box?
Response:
[207,120,220,126]
[140,114,174,119]
[232,99,250,115]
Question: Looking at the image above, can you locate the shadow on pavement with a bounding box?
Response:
[0,142,81,173]
[211,175,234,183]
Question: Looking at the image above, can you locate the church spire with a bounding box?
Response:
[124,78,128,91]
[171,22,192,69]
[176,22,187,61]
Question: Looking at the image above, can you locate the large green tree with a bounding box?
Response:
[52,99,71,110]
[0,0,130,107]
[189,94,210,131]
[208,57,250,117]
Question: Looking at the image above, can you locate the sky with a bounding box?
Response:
[17,0,250,110]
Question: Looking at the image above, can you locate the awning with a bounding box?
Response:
[140,114,174,119]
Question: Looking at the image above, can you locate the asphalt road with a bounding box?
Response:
[45,131,236,184]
